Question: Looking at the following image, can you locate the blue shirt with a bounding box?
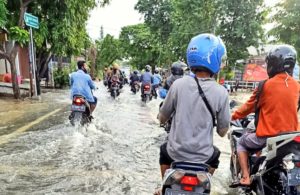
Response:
[140,72,153,84]
[70,70,96,102]
[153,74,162,85]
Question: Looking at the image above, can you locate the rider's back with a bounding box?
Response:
[161,75,229,163]
[141,72,152,84]
[257,73,300,136]
[70,70,95,102]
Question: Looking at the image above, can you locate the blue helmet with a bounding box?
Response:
[186,33,226,74]
[159,88,168,99]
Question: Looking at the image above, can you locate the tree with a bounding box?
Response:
[269,0,300,60]
[217,0,266,69]
[119,24,161,70]
[135,0,220,65]
[0,0,111,98]
[0,0,7,28]
[96,34,122,71]
[0,0,33,99]
[135,0,175,67]
[169,0,219,58]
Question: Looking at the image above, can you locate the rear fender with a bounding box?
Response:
[262,132,300,160]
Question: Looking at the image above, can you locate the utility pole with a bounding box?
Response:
[24,12,39,98]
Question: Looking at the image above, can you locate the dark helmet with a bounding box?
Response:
[266,45,297,78]
[171,61,187,76]
[133,70,138,75]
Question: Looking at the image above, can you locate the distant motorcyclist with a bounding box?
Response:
[130,70,140,85]
[165,61,187,90]
[109,63,123,89]
[70,61,97,114]
[140,65,154,96]
[158,34,230,180]
[159,61,187,99]
[130,70,140,92]
[152,69,162,98]
[230,45,300,187]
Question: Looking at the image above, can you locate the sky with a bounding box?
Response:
[87,0,281,40]
[87,0,141,40]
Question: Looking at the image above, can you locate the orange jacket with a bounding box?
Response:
[232,73,300,137]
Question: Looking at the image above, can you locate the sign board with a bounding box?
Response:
[24,13,39,29]
[243,63,268,81]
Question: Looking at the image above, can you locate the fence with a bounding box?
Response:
[225,80,260,92]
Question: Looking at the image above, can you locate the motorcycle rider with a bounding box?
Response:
[159,61,187,99]
[152,69,162,98]
[140,65,154,97]
[158,34,230,180]
[230,45,300,187]
[70,60,97,114]
[110,63,122,90]
[166,61,187,90]
[130,70,140,92]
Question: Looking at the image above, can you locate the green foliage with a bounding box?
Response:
[0,0,7,28]
[135,0,266,70]
[119,24,160,70]
[269,0,300,60]
[217,0,265,68]
[169,0,219,58]
[9,26,29,47]
[29,0,97,56]
[53,67,70,88]
[96,34,121,70]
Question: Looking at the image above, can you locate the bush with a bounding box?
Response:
[53,67,70,88]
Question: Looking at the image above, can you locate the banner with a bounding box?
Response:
[243,63,268,81]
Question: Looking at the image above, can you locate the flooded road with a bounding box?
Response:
[0,84,235,194]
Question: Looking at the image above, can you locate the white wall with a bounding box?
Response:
[0,59,10,74]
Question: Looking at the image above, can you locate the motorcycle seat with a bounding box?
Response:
[231,129,244,137]
[73,95,85,99]
[171,162,209,172]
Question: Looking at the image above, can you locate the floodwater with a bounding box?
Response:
[0,84,235,194]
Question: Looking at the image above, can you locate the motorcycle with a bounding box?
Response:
[162,162,212,195]
[110,76,120,99]
[229,115,300,195]
[131,81,140,94]
[141,83,152,103]
[69,95,91,126]
[158,101,212,195]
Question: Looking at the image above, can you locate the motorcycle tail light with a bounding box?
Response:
[293,136,300,143]
[144,85,151,90]
[74,97,83,105]
[295,162,300,168]
[180,176,199,186]
[180,176,199,192]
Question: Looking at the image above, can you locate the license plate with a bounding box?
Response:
[288,168,300,186]
[165,188,203,195]
[71,105,85,112]
[144,90,151,94]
